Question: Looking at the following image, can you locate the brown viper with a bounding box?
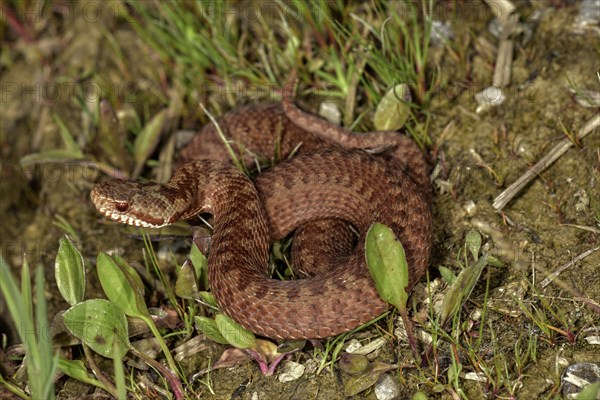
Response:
[90,81,433,339]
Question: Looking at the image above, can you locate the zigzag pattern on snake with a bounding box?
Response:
[91,81,433,339]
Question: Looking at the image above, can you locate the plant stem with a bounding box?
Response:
[398,306,420,361]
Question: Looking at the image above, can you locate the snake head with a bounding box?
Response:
[91,180,178,228]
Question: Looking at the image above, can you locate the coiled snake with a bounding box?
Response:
[91,80,433,339]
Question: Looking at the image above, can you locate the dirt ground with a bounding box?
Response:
[1,1,599,399]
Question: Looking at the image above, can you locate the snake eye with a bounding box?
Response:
[115,201,130,212]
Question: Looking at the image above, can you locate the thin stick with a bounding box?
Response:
[492,38,513,87]
[493,114,600,210]
[540,245,600,288]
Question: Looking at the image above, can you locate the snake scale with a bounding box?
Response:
[91,80,433,339]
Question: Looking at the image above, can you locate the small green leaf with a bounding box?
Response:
[198,291,219,309]
[55,236,86,306]
[373,83,412,131]
[96,252,148,318]
[195,316,229,345]
[465,230,482,260]
[133,109,166,176]
[58,359,108,391]
[215,314,256,349]
[175,260,198,299]
[412,391,429,400]
[339,353,369,375]
[431,384,445,393]
[276,340,306,354]
[440,256,488,325]
[63,299,130,359]
[486,256,503,267]
[343,362,397,397]
[365,222,409,309]
[438,266,457,284]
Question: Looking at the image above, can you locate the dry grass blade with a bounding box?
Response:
[539,246,600,288]
[493,114,600,210]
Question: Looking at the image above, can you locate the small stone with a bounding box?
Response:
[394,316,409,344]
[463,372,487,382]
[303,359,319,375]
[562,362,600,396]
[585,335,600,345]
[573,90,600,108]
[345,338,362,353]
[430,20,454,46]
[374,373,400,400]
[348,338,386,356]
[475,86,506,113]
[278,361,305,383]
[319,101,341,125]
[574,189,590,213]
[557,357,571,369]
[487,279,529,317]
[463,200,477,216]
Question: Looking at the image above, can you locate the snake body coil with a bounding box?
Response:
[91,94,433,339]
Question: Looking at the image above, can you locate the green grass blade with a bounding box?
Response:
[35,264,56,400]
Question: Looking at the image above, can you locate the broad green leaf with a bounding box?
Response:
[175,260,198,299]
[373,83,412,131]
[195,316,229,345]
[576,381,599,400]
[111,254,145,295]
[96,252,148,318]
[215,314,256,349]
[58,359,107,391]
[465,230,482,260]
[133,109,166,176]
[63,299,130,359]
[440,256,488,325]
[55,235,86,306]
[189,243,208,289]
[365,222,409,308]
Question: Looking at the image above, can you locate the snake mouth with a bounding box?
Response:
[98,208,162,228]
[91,187,167,228]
